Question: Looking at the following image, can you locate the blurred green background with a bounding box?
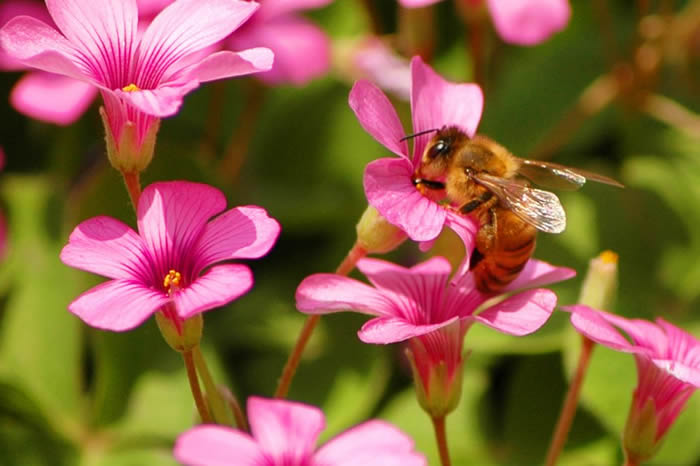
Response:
[0,1,698,465]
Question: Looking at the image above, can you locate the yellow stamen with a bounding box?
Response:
[163,270,182,291]
[122,83,140,92]
[598,250,619,265]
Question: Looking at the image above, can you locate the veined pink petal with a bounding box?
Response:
[257,0,333,20]
[11,71,97,125]
[410,56,483,163]
[173,264,253,319]
[487,0,571,46]
[114,79,198,117]
[136,0,173,18]
[136,0,258,87]
[651,359,700,388]
[0,16,93,81]
[60,216,152,282]
[364,158,446,241]
[475,288,557,335]
[248,396,323,465]
[0,0,53,70]
[503,259,576,291]
[359,316,460,344]
[315,420,426,466]
[564,305,644,353]
[137,181,226,277]
[174,425,265,466]
[193,205,280,270]
[349,80,409,159]
[657,319,700,369]
[69,279,168,331]
[181,48,274,83]
[45,0,137,86]
[296,274,397,317]
[231,16,328,85]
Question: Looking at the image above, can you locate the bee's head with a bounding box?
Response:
[419,126,469,178]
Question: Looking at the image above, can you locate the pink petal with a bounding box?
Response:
[0,16,93,81]
[657,319,700,368]
[358,316,460,344]
[651,359,700,388]
[173,264,253,319]
[502,259,576,292]
[181,48,274,83]
[114,79,199,117]
[136,0,258,85]
[295,274,397,317]
[11,71,97,125]
[69,279,168,331]
[60,216,152,282]
[475,288,557,335]
[174,425,265,466]
[248,397,323,464]
[444,210,479,277]
[564,305,641,353]
[315,420,426,466]
[364,158,446,241]
[137,181,226,275]
[136,0,173,18]
[192,205,280,270]
[349,80,409,159]
[487,0,571,46]
[257,0,333,20]
[231,16,328,85]
[410,56,483,163]
[45,0,137,84]
[0,0,53,70]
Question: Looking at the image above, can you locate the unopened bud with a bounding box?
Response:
[578,250,618,311]
[356,206,407,254]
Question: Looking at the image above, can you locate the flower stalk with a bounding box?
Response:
[192,345,236,427]
[432,415,451,466]
[182,349,212,424]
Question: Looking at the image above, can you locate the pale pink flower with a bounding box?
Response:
[566,305,700,461]
[174,396,427,466]
[351,56,482,266]
[297,256,574,415]
[346,37,411,101]
[60,181,280,332]
[227,0,332,85]
[0,0,273,152]
[398,0,571,46]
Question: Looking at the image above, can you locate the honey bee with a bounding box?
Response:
[412,126,623,293]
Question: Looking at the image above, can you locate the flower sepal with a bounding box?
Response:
[623,396,662,464]
[100,106,160,174]
[356,205,408,254]
[156,310,203,353]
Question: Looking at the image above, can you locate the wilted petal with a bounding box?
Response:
[174,425,265,466]
[410,56,483,162]
[69,279,168,331]
[359,316,459,344]
[475,288,557,335]
[315,420,426,466]
[487,0,571,45]
[248,397,322,464]
[11,71,97,125]
[193,205,280,270]
[364,158,446,241]
[296,274,396,317]
[349,80,409,159]
[60,216,151,282]
[173,264,253,319]
[181,48,274,83]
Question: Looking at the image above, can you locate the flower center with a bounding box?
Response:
[163,269,182,295]
[122,83,141,92]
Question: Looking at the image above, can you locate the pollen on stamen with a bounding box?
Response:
[122,83,140,92]
[163,269,182,292]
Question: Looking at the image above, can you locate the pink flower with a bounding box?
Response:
[174,396,427,466]
[227,0,332,85]
[398,0,571,46]
[60,181,280,332]
[566,305,700,462]
[343,37,412,101]
[297,256,574,415]
[351,56,482,265]
[0,0,273,164]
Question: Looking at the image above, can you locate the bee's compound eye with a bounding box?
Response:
[428,140,449,159]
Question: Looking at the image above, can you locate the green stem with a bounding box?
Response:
[120,171,141,212]
[192,345,235,427]
[182,349,211,424]
[432,415,451,466]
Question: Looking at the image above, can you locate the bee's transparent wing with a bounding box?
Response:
[519,159,624,191]
[473,173,567,234]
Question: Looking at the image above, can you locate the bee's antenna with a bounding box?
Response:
[400,128,439,142]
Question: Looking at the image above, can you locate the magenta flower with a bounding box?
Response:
[174,396,427,466]
[297,256,574,415]
[227,0,332,85]
[60,181,280,332]
[351,56,481,262]
[566,305,700,462]
[398,0,570,46]
[0,0,273,168]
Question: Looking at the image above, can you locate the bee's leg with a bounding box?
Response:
[460,191,493,214]
[470,207,496,270]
